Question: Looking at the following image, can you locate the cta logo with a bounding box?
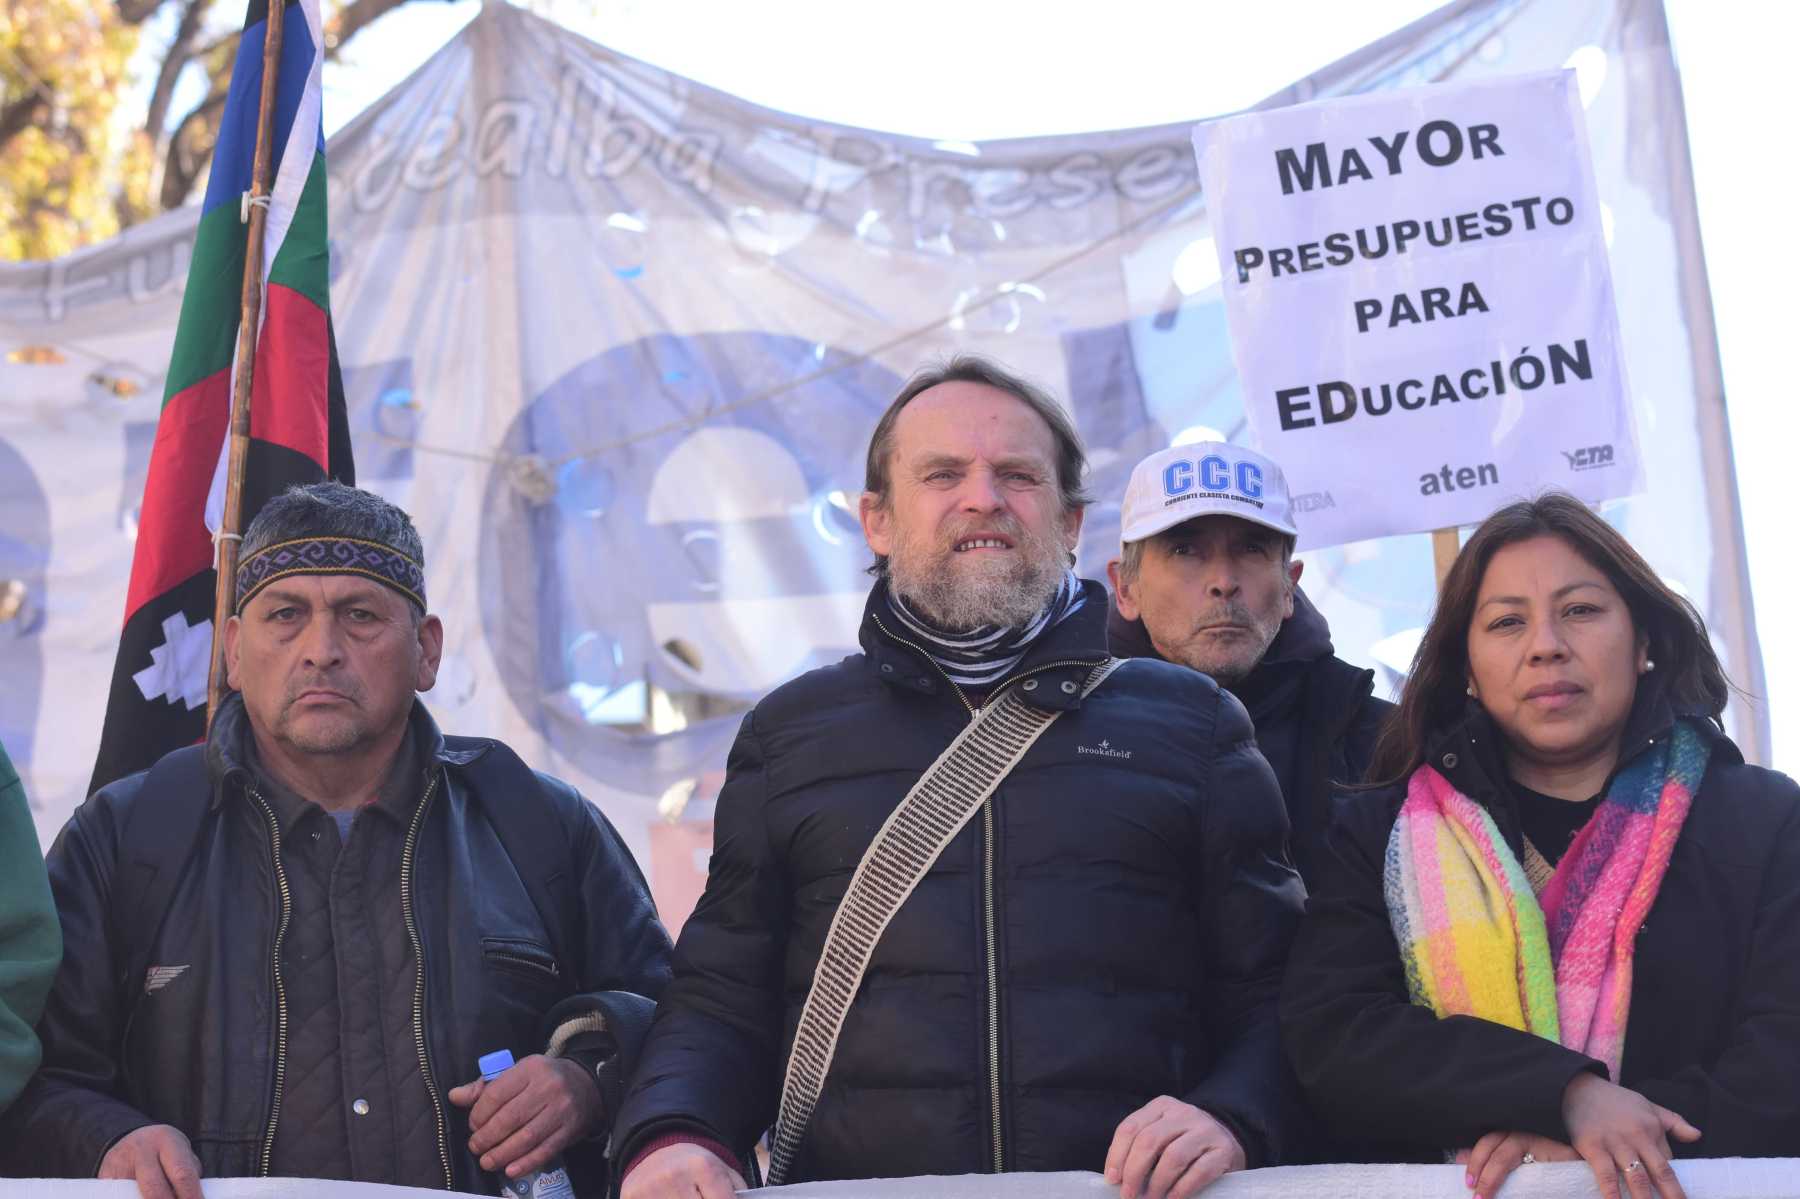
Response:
[1162,453,1266,508]
[1562,444,1614,472]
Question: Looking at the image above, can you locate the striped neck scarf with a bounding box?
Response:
[885,571,1086,690]
[1383,718,1709,1079]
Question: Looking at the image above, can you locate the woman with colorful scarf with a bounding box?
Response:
[1280,494,1800,1199]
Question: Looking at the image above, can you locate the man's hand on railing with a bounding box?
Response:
[622,1142,748,1199]
[97,1124,203,1199]
[1103,1095,1246,1199]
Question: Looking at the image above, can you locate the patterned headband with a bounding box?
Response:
[235,536,427,614]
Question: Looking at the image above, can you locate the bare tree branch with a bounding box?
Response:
[327,0,414,58]
[186,27,241,62]
[0,87,50,149]
[144,0,217,145]
[146,0,421,212]
[117,0,167,25]
[160,88,228,210]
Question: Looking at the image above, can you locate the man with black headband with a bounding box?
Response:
[6,484,671,1197]
[616,356,1305,1199]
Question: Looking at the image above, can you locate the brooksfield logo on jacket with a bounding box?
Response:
[1077,739,1133,760]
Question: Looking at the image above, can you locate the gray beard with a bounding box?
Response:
[888,537,1066,633]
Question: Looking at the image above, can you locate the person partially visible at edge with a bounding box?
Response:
[0,483,672,1196]
[1280,492,1800,1199]
[1105,442,1392,881]
[0,739,60,1117]
[614,355,1306,1199]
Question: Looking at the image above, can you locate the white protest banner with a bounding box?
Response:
[6,1161,1800,1198]
[1191,70,1640,550]
[2,3,1770,882]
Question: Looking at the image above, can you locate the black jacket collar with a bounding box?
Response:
[1423,678,1731,814]
[1106,585,1342,715]
[861,576,1111,711]
[1105,585,1335,667]
[204,691,485,809]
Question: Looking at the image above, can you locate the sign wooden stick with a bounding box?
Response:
[206,0,288,727]
[1431,526,1460,591]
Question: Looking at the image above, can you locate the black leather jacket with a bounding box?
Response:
[3,700,671,1189]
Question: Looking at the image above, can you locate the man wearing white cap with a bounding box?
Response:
[1107,443,1391,880]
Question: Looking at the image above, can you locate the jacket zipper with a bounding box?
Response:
[970,656,1100,1173]
[982,800,1002,1172]
[247,788,293,1179]
[985,658,1106,703]
[402,770,454,1191]
[869,612,1105,1172]
[869,613,976,716]
[485,949,561,979]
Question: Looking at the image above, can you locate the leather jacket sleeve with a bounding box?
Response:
[539,781,674,1131]
[611,710,784,1167]
[0,789,159,1176]
[1631,783,1800,1155]
[1181,687,1307,1168]
[1279,787,1602,1151]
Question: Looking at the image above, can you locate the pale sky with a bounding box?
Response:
[303,0,1796,763]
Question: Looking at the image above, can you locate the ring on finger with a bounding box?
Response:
[1624,1160,1643,1173]
[1521,1152,1536,1165]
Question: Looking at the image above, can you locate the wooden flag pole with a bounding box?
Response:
[1431,526,1460,591]
[206,0,289,727]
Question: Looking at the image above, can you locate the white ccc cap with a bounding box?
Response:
[1119,442,1299,547]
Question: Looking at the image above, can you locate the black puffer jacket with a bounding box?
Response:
[1281,690,1800,1160]
[4,700,672,1190]
[615,580,1306,1181]
[1108,587,1392,880]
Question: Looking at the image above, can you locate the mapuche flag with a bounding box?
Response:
[89,0,354,794]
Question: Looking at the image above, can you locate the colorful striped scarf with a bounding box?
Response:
[1384,719,1709,1078]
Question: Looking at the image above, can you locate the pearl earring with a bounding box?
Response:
[1643,659,1656,673]
[1466,684,1477,697]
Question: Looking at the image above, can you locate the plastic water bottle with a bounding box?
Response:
[478,1050,577,1199]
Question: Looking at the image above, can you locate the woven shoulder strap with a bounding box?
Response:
[766,657,1125,1185]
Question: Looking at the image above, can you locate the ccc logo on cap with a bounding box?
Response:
[1163,455,1265,500]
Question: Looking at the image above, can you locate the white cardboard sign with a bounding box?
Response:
[1191,70,1640,549]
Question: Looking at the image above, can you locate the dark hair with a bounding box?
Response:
[241,481,426,575]
[863,354,1090,574]
[1368,491,1730,784]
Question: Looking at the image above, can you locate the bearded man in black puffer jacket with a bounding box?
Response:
[615,355,1306,1199]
